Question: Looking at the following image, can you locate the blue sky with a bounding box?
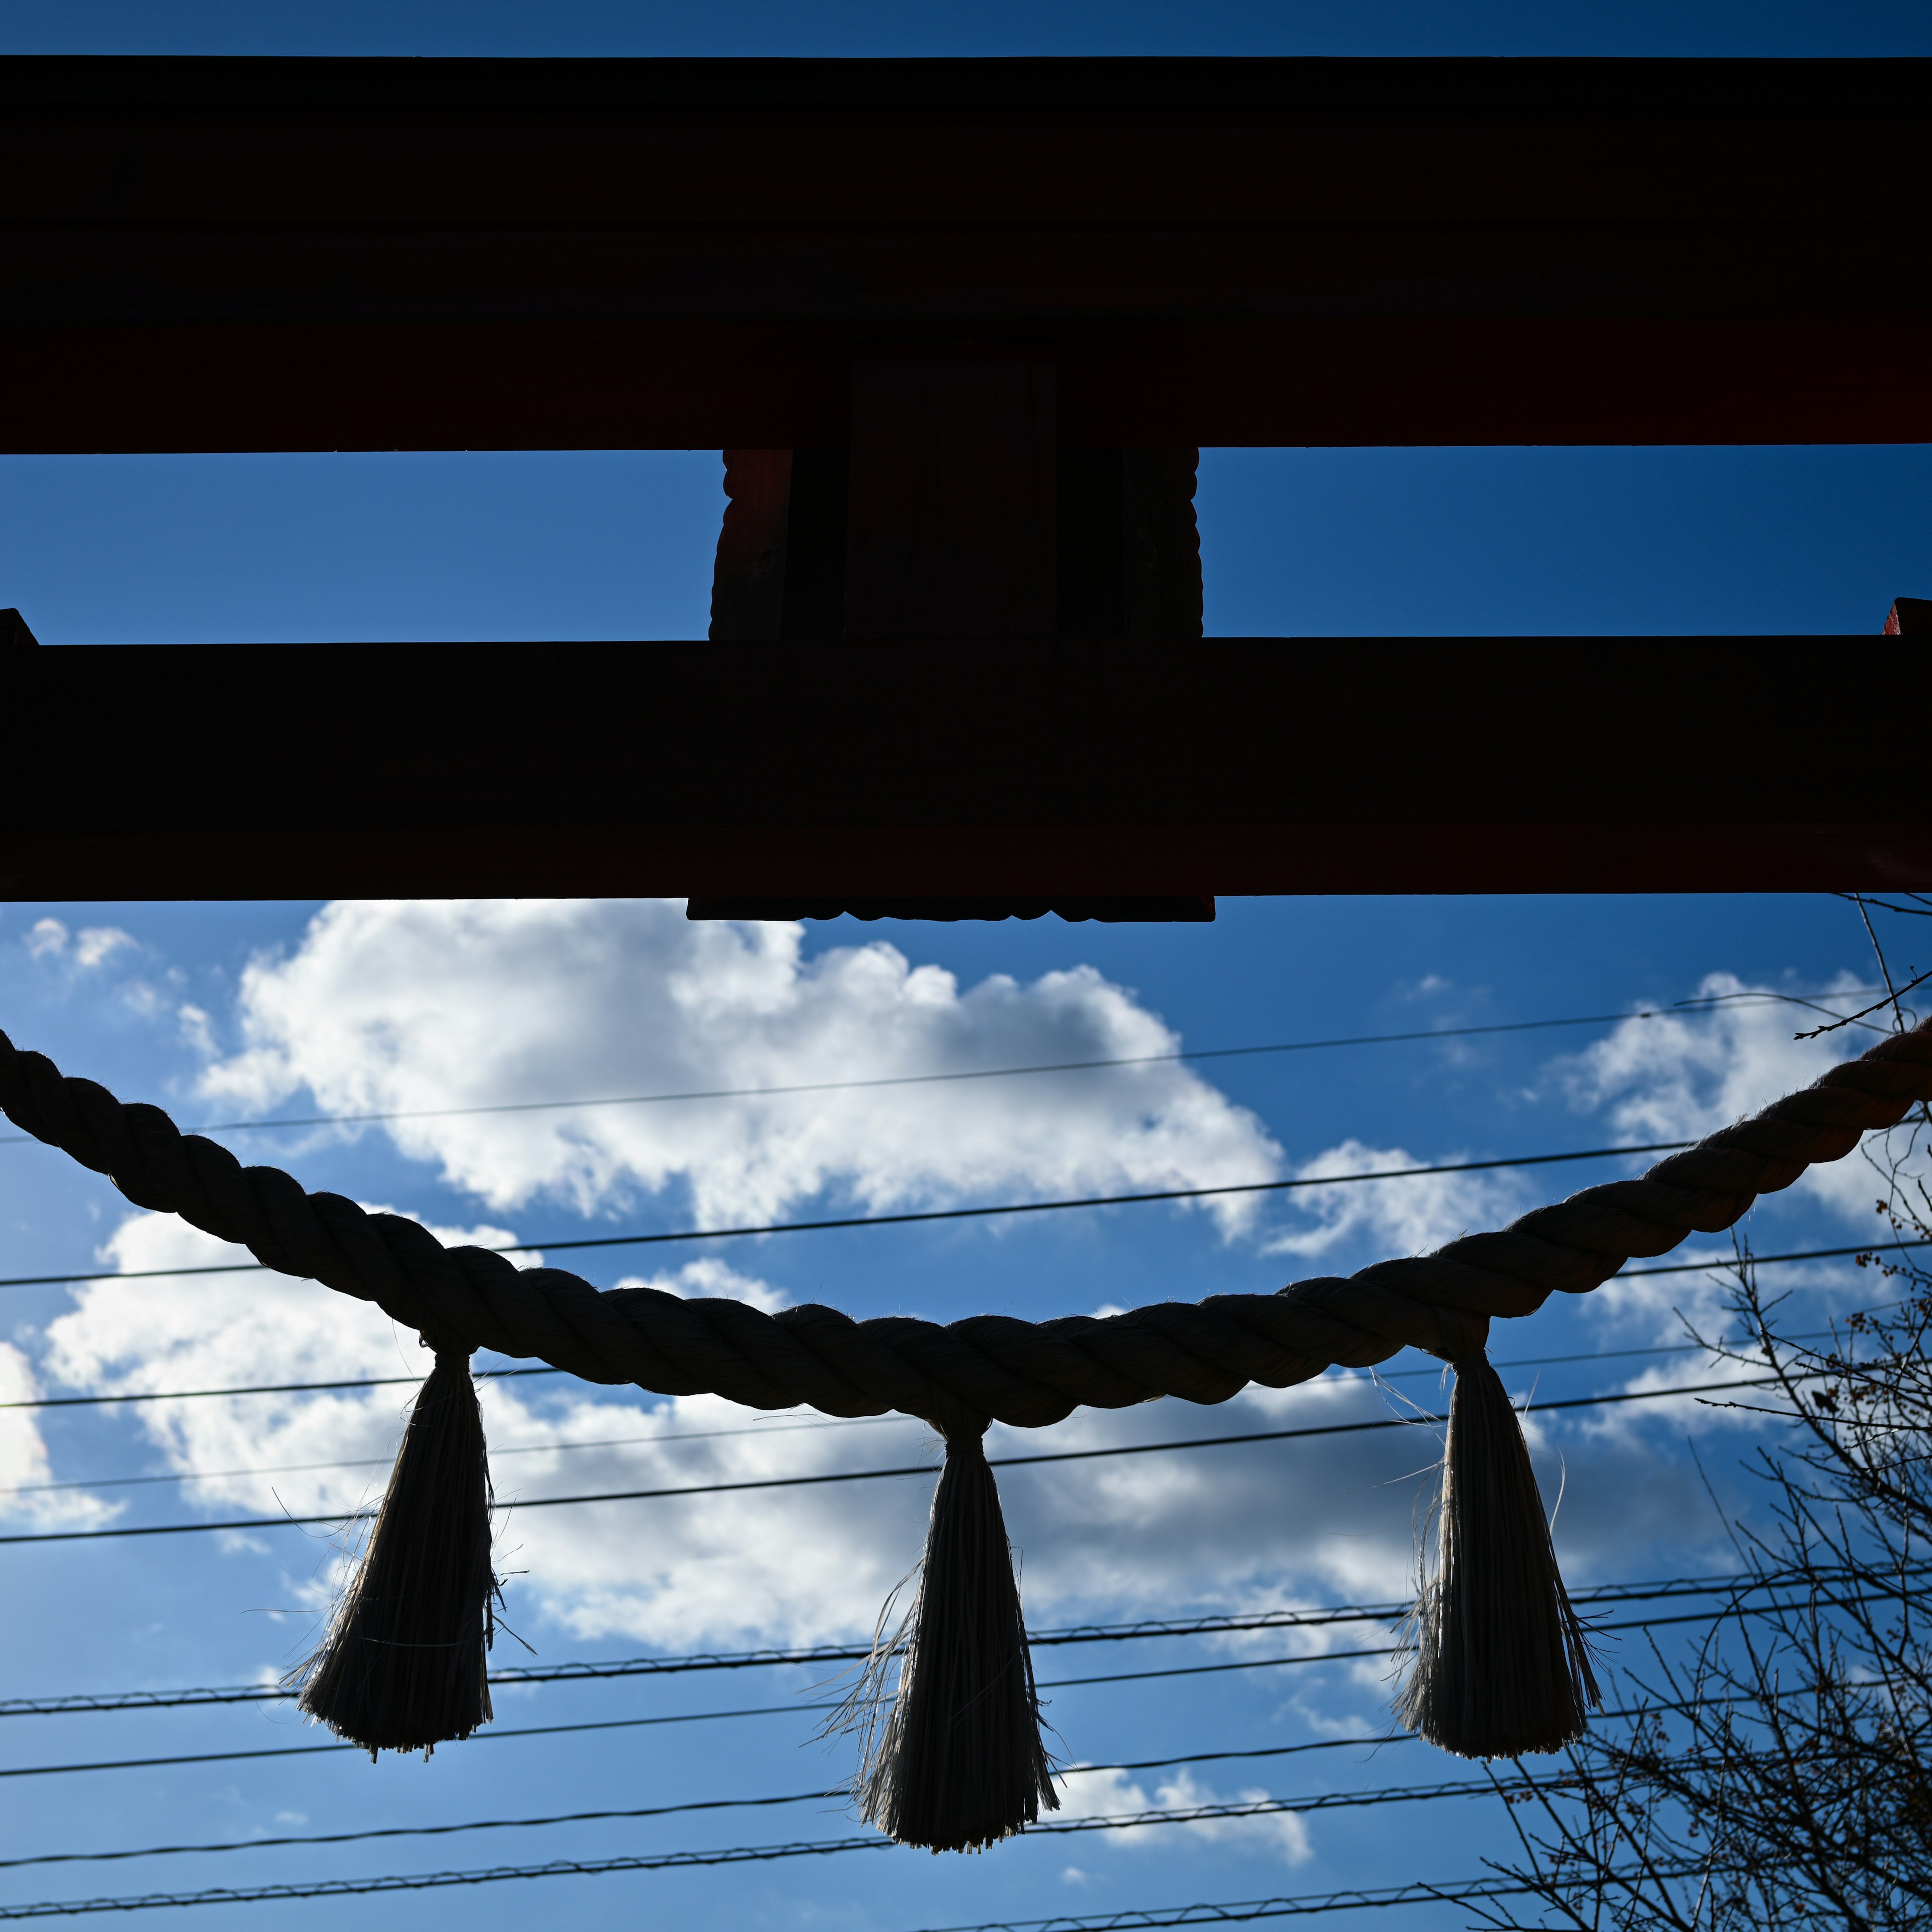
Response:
[2,1,1930,1927]
[5,443,1928,644]
[5,0,1931,56]
[6,892,1918,1930]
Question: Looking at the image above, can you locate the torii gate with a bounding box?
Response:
[1,54,1928,913]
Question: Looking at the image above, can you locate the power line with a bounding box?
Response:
[0,1567,1789,1719]
[866,1874,1646,1932]
[0,1138,1697,1292]
[0,1344,1700,1497]
[0,1870,1580,1925]
[1037,1610,1721,1697]
[5,992,1838,1150]
[0,1739,1476,1870]
[1617,1236,1930,1279]
[0,1707,811,1782]
[7,1714,1751,1877]
[1,1364,559,1411]
[1375,1305,1907,1385]
[896,1864,1723,1932]
[0,1240,1896,1507]
[0,1785,839,1870]
[0,1302,1875,1506]
[0,1798,1532,1916]
[0,1413,917,1500]
[0,1374,1784,1548]
[0,1787,1681,1918]
[0,1748,1509,1871]
[0,1603,1810,1782]
[7,1250,1904,1422]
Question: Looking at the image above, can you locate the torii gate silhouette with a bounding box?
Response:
[2,55,1927,915]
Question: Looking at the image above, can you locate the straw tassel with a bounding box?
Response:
[836,1425,1059,1852]
[292,1341,500,1755]
[1396,1351,1600,1757]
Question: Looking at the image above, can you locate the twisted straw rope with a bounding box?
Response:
[3,1021,1928,1440]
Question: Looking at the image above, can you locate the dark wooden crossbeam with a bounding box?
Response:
[7,60,1926,908]
[5,55,1929,452]
[3,637,1925,901]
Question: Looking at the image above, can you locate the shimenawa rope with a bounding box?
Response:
[3,1019,1928,1844]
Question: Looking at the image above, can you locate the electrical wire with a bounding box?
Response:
[6,1251,1908,1424]
[0,1761,1522,1872]
[0,1566,1806,1718]
[0,1784,1708,1917]
[1618,1237,1929,1279]
[0,984,1887,1897]
[1,985,1901,1300]
[833,1873,1651,1932]
[0,1365,560,1411]
[0,1707,809,1781]
[0,1413,919,1500]
[0,1253,1901,1507]
[0,1599,1842,1783]
[2,982,1887,1295]
[0,1374,1787,1548]
[0,1139,1697,1291]
[0,1870,1577,1924]
[0,1714,1798,1894]
[0,1239,1897,1507]
[2,990,1847,1150]
[0,1294,1885,1504]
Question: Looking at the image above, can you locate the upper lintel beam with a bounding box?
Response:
[4,55,1928,452]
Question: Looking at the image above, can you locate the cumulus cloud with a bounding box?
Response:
[1549,968,1926,1416]
[28,942,1841,1663]
[1261,1139,1532,1263]
[195,900,1282,1234]
[615,1256,790,1314]
[38,1212,930,1645]
[21,918,136,970]
[35,1210,1456,1656]
[28,1196,1736,1676]
[0,1343,114,1529]
[1058,1765,1313,1865]
[1563,972,1897,1225]
[42,1210,524,1534]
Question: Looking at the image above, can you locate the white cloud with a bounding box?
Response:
[73,927,137,970]
[24,918,67,960]
[1563,972,1899,1225]
[33,1214,1442,1657]
[177,1003,216,1057]
[21,918,136,970]
[1261,1139,1531,1262]
[25,1205,1736,1689]
[0,1343,113,1529]
[37,1212,935,1648]
[613,1256,790,1314]
[194,900,1282,1233]
[485,1386,935,1650]
[43,954,1861,1667]
[1058,1764,1313,1865]
[42,1210,524,1535]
